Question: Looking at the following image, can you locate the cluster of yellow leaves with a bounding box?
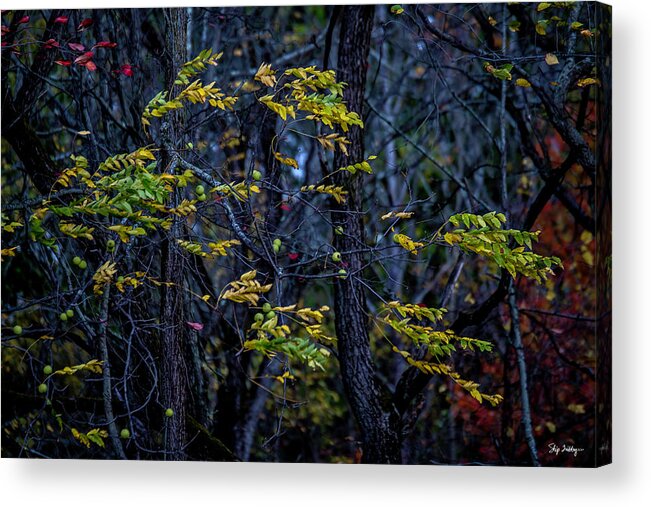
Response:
[296,306,330,324]
[71,427,108,448]
[59,222,95,240]
[108,224,147,243]
[176,239,241,258]
[274,152,299,169]
[92,261,117,295]
[1,213,23,232]
[444,212,562,281]
[254,62,277,87]
[259,94,296,121]
[54,359,103,376]
[316,133,350,155]
[300,184,348,204]
[220,270,272,305]
[212,181,260,202]
[392,233,424,255]
[98,148,156,173]
[115,272,146,293]
[391,346,502,405]
[258,65,363,132]
[384,301,445,322]
[175,48,222,85]
[142,49,236,131]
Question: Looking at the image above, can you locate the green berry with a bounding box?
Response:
[392,234,401,244]
[265,311,276,320]
[66,309,74,318]
[78,260,88,270]
[120,428,131,439]
[262,303,272,313]
[338,269,347,279]
[43,365,53,375]
[59,312,68,322]
[12,325,23,335]
[252,170,262,181]
[331,252,342,262]
[165,408,174,418]
[106,240,115,249]
[254,312,264,322]
[334,226,344,236]
[197,194,207,202]
[117,276,125,283]
[72,256,81,265]
[38,384,47,394]
[195,185,205,195]
[273,244,280,253]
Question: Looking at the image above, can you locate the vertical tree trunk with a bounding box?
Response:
[159,7,189,460]
[331,5,402,464]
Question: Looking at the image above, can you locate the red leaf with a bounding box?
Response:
[54,16,69,24]
[54,60,72,66]
[44,38,60,49]
[18,16,29,24]
[113,63,134,77]
[77,18,93,31]
[186,322,204,331]
[93,41,117,49]
[280,203,291,212]
[68,42,85,51]
[73,51,94,65]
[82,60,97,71]
[287,252,299,261]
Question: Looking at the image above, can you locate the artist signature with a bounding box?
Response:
[548,442,585,457]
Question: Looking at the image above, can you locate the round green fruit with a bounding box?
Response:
[120,428,131,439]
[72,256,81,265]
[254,313,264,322]
[107,240,115,250]
[43,365,53,375]
[262,303,272,313]
[392,234,401,244]
[12,325,23,335]
[334,226,344,236]
[265,311,276,320]
[197,194,207,202]
[252,170,262,181]
[273,244,280,253]
[117,276,125,283]
[195,185,205,195]
[78,260,88,270]
[331,252,342,262]
[338,269,347,279]
[165,408,174,418]
[59,312,68,322]
[66,309,74,318]
[38,384,47,394]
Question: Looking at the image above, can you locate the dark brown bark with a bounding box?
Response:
[158,7,190,460]
[330,5,401,464]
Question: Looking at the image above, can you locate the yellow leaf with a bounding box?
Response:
[545,53,559,66]
[515,78,532,88]
[577,77,600,88]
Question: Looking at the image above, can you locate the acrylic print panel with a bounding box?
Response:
[0,2,611,467]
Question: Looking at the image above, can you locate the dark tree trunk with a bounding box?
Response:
[331,5,402,464]
[158,7,190,460]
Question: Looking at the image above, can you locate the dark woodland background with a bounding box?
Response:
[1,3,611,465]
